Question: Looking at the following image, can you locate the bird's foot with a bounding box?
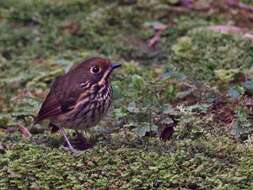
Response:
[59,127,79,153]
[62,145,79,154]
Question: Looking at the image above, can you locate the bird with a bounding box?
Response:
[34,57,121,152]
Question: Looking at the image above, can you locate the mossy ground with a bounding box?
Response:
[1,0,253,189]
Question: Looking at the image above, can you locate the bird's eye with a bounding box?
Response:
[90,66,100,74]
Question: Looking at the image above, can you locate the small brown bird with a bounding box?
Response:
[34,57,121,152]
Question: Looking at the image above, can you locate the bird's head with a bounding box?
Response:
[73,57,121,85]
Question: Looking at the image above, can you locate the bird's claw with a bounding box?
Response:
[61,145,79,154]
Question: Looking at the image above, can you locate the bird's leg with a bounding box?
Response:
[59,127,76,153]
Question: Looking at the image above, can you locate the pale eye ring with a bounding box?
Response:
[90,66,100,74]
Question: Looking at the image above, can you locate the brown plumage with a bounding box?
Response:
[34,57,121,152]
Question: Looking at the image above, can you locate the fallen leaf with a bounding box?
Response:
[148,32,162,48]
[170,0,211,11]
[211,97,235,124]
[152,22,167,31]
[159,118,176,141]
[244,33,253,40]
[147,22,167,48]
[208,25,243,34]
[208,25,253,41]
[0,143,5,154]
[17,124,32,139]
[243,96,253,107]
[228,0,253,13]
[160,125,174,141]
[227,0,239,7]
[179,0,193,7]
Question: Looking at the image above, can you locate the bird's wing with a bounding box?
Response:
[34,74,85,124]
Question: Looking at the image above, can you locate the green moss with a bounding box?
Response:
[241,0,253,5]
[1,0,253,189]
[169,28,253,82]
[1,126,252,189]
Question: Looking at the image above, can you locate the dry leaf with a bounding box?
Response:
[17,124,32,139]
[228,0,253,13]
[0,143,5,154]
[147,23,167,48]
[208,25,253,41]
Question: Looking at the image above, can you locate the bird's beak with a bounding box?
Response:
[111,63,121,70]
[99,62,121,86]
